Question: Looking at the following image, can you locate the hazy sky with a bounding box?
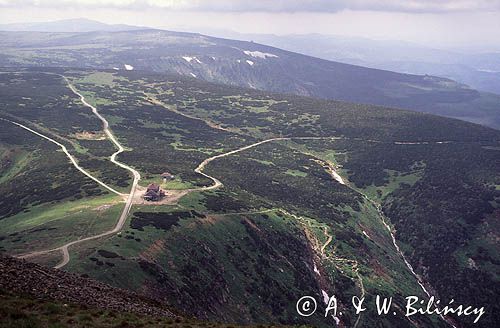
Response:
[1,0,500,50]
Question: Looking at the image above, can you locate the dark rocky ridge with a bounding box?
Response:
[0,254,175,318]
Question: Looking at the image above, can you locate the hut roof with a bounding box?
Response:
[147,183,160,192]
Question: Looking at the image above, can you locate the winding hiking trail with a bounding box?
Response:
[16,77,141,269]
[6,74,457,327]
[183,136,342,194]
[192,137,289,192]
[320,226,333,255]
[12,115,337,268]
[127,117,450,326]
[276,149,451,327]
[316,160,455,327]
[317,225,365,328]
[0,118,124,197]
[146,95,235,133]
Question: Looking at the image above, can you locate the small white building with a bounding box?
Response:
[161,172,175,182]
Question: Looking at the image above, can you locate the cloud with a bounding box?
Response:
[1,0,500,13]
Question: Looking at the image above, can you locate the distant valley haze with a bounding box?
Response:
[1,0,500,50]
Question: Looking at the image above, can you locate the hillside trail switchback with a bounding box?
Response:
[16,76,141,269]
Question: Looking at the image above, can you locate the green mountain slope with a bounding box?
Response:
[0,69,498,327]
[0,28,499,129]
[0,254,286,328]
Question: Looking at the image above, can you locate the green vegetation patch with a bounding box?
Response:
[0,290,287,328]
[77,71,125,87]
[130,210,205,231]
[284,169,307,177]
[97,249,122,259]
[0,146,32,185]
[361,169,423,201]
[0,194,122,254]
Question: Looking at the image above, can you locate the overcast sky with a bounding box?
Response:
[1,0,500,50]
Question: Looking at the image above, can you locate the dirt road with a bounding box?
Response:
[17,77,141,269]
[0,118,124,197]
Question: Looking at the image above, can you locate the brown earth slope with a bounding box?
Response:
[0,254,175,317]
[0,254,290,328]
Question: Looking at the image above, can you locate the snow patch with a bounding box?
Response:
[329,168,345,185]
[190,73,197,78]
[468,257,479,270]
[243,50,279,59]
[333,316,340,325]
[395,141,429,145]
[183,56,202,64]
[246,60,254,66]
[362,230,370,238]
[321,290,330,305]
[313,264,320,275]
[112,67,120,71]
[124,64,134,71]
[477,69,500,73]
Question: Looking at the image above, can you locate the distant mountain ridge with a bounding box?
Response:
[0,18,143,32]
[0,20,499,129]
[223,32,500,96]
